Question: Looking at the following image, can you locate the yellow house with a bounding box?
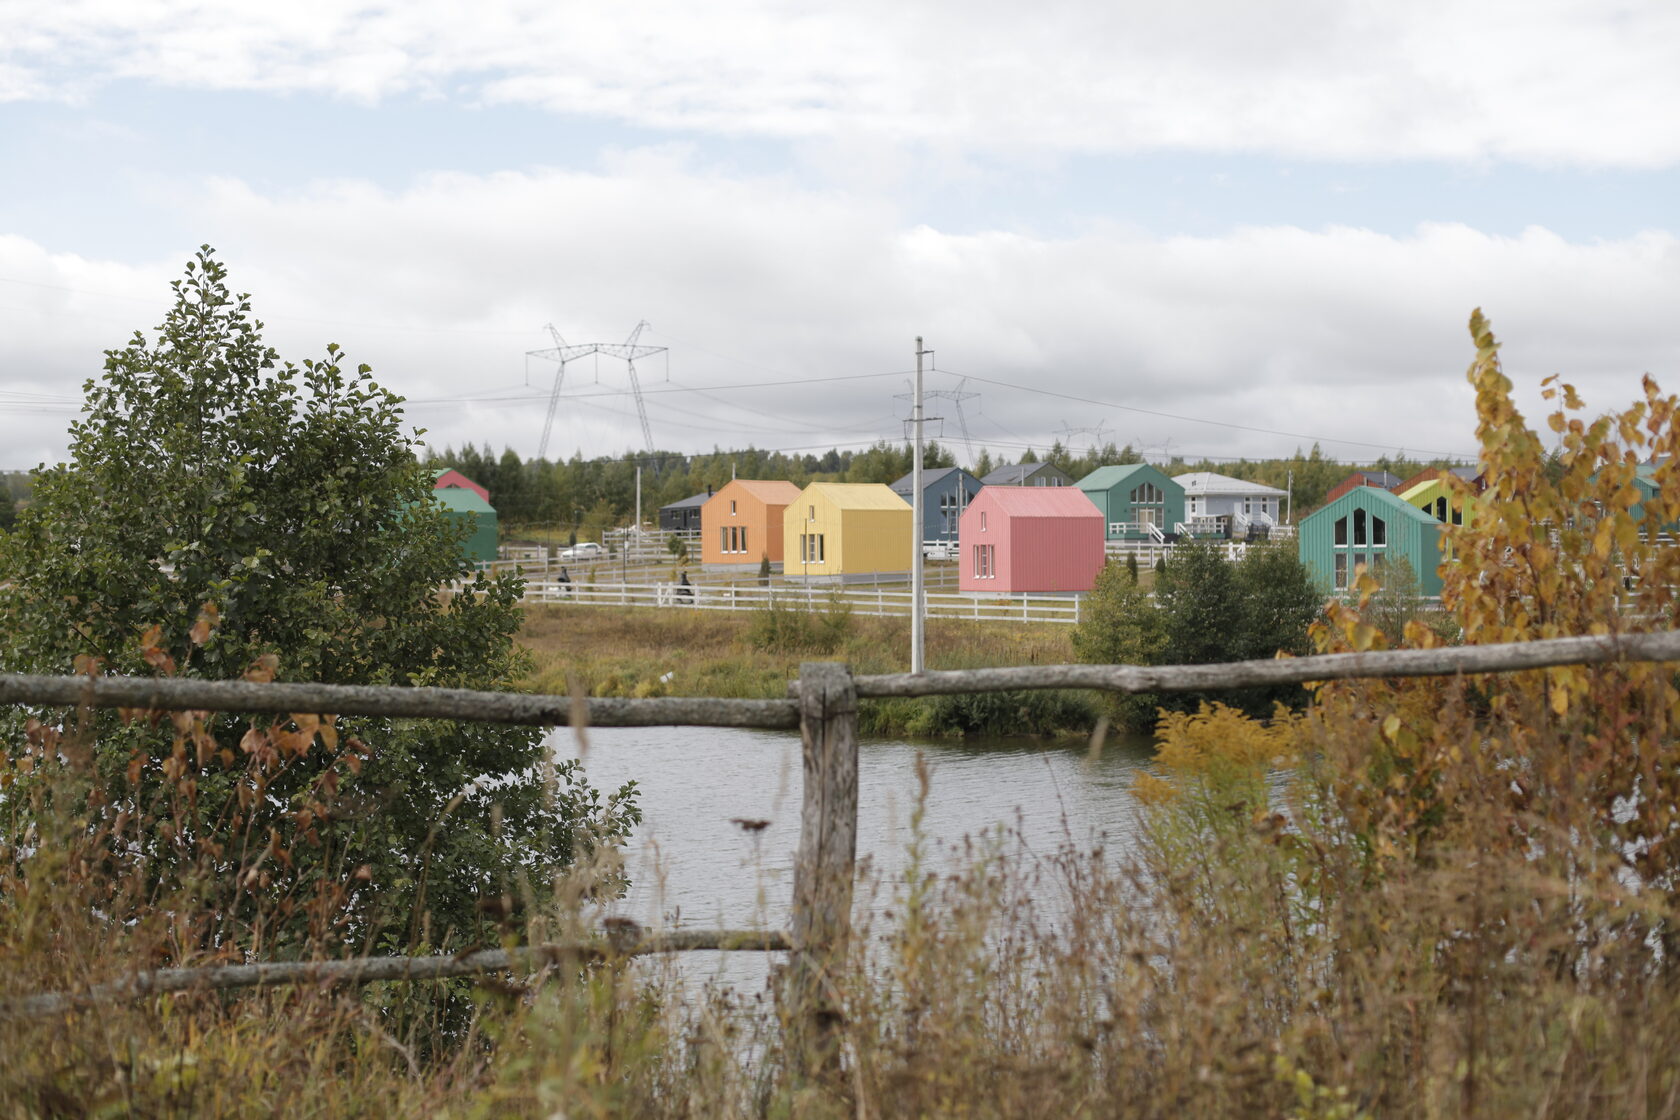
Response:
[783,482,913,580]
[1397,476,1476,527]
[1397,475,1476,562]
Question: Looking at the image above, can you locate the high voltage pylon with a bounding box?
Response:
[526,321,667,459]
[1059,419,1112,459]
[896,377,982,466]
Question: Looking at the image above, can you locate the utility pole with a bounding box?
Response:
[912,337,930,674]
[1286,469,1294,523]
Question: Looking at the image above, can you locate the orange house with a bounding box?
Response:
[700,479,803,568]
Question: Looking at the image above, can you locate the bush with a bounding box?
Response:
[745,593,853,653]
[0,249,637,959]
[858,685,1098,738]
[1073,541,1321,728]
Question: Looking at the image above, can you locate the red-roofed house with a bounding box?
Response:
[434,469,490,503]
[958,487,1106,594]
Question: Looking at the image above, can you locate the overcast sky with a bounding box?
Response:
[1,1,1676,471]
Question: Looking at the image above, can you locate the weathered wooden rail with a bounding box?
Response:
[7,627,1680,1066]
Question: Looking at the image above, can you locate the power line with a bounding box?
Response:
[935,365,1477,461]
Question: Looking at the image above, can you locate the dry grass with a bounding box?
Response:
[516,603,1075,704]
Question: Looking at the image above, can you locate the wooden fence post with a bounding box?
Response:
[787,660,859,1081]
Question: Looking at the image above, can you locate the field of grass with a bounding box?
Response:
[516,602,1093,736]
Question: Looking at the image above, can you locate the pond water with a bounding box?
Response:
[550,724,1158,957]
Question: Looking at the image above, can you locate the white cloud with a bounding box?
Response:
[0,161,1674,470]
[3,0,1678,167]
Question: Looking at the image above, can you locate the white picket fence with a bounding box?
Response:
[521,578,1083,624]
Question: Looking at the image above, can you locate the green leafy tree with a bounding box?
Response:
[1071,560,1166,729]
[1075,541,1321,728]
[0,248,636,955]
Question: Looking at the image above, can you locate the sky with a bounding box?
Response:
[1,1,1676,472]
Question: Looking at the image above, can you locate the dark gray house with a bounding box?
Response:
[658,490,710,532]
[980,461,1074,488]
[890,466,984,543]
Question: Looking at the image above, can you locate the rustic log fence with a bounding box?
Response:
[6,627,1680,1054]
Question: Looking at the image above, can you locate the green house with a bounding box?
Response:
[1076,464,1186,541]
[1297,486,1444,596]
[432,486,499,564]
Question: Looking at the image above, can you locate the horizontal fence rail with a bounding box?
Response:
[6,630,1676,729]
[813,629,1680,699]
[0,674,801,729]
[6,931,790,1018]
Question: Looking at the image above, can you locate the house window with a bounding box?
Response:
[719,527,728,552]
[730,500,737,515]
[800,533,825,563]
[973,544,995,579]
[940,490,962,534]
[741,527,748,553]
[1331,507,1388,590]
[980,511,987,532]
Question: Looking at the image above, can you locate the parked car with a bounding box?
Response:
[559,541,604,562]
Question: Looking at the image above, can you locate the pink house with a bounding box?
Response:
[434,469,490,503]
[958,487,1106,594]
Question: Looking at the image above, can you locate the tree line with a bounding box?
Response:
[428,438,1464,532]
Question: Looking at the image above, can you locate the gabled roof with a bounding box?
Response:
[981,461,1068,486]
[1173,471,1287,497]
[1351,470,1403,488]
[660,491,711,512]
[721,479,803,504]
[975,487,1101,518]
[804,482,911,511]
[889,466,976,496]
[432,486,495,513]
[1304,483,1435,526]
[1076,463,1172,491]
[433,468,490,502]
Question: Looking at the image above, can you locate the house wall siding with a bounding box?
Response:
[958,488,1104,593]
[700,480,799,566]
[782,484,912,578]
[1297,489,1444,597]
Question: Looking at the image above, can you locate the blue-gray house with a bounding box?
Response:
[890,466,984,544]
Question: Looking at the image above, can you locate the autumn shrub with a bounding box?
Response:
[745,593,853,654]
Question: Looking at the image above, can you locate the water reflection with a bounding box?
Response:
[550,724,1157,936]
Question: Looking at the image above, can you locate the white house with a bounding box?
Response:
[1173,471,1291,537]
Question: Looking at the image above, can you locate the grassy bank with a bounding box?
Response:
[516,602,1097,737]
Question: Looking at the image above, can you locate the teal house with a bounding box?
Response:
[1297,486,1443,596]
[1076,464,1186,541]
[432,486,500,564]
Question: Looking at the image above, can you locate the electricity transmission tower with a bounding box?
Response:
[896,377,981,465]
[926,379,982,465]
[1059,419,1112,459]
[526,321,667,459]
